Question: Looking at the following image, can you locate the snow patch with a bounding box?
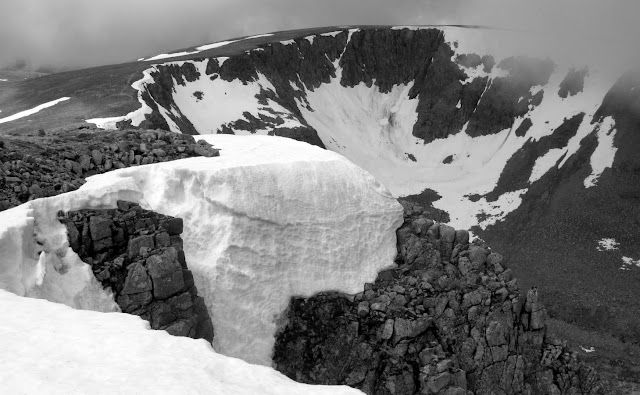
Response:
[196,40,237,52]
[0,290,360,395]
[529,148,564,183]
[621,256,640,271]
[584,116,617,188]
[139,40,239,62]
[0,97,70,124]
[580,346,596,353]
[596,238,620,251]
[144,50,200,62]
[244,33,274,40]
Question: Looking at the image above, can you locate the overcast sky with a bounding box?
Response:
[1,0,639,71]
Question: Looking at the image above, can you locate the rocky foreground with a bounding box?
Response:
[0,127,219,210]
[274,201,607,394]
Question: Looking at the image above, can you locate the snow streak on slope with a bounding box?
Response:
[139,39,239,62]
[0,290,361,395]
[584,116,617,188]
[0,97,70,124]
[0,135,402,366]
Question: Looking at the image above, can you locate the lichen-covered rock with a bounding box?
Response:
[273,202,605,394]
[59,200,213,341]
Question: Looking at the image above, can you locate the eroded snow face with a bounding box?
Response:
[0,202,118,312]
[0,290,361,395]
[0,135,403,367]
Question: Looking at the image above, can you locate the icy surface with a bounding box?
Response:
[0,134,402,366]
[584,117,617,188]
[0,290,361,395]
[0,97,70,124]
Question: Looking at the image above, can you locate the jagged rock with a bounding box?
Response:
[273,203,604,394]
[60,201,213,342]
[146,248,185,299]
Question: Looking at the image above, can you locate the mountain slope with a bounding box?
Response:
[0,25,638,383]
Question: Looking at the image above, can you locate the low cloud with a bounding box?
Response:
[1,0,639,72]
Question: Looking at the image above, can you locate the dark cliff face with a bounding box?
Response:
[59,201,214,341]
[132,27,551,146]
[273,202,605,394]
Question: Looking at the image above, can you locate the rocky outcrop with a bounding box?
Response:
[273,201,604,394]
[0,128,219,211]
[59,200,214,341]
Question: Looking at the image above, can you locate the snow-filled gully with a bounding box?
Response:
[0,135,403,371]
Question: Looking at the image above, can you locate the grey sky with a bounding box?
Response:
[1,0,639,71]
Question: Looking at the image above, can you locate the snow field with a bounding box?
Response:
[0,289,361,395]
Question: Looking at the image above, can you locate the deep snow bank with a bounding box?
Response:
[0,289,361,395]
[0,134,403,366]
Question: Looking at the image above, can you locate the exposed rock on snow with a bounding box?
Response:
[0,134,403,366]
[60,201,214,341]
[0,289,361,395]
[274,201,605,394]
